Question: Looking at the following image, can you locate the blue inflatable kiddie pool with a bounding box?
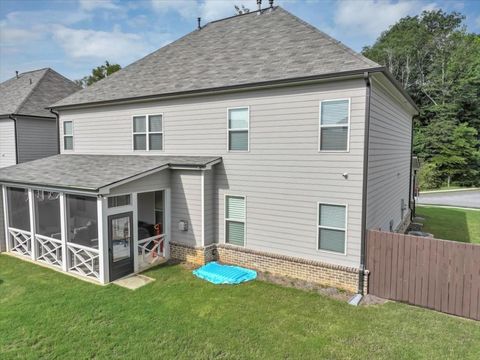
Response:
[193,262,257,284]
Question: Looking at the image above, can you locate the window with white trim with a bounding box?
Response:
[225,195,245,246]
[133,114,163,151]
[319,99,349,151]
[63,121,73,150]
[318,203,346,253]
[228,108,249,151]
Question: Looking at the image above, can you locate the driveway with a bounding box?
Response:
[417,189,480,209]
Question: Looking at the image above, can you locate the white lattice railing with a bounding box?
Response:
[138,234,165,270]
[36,234,62,268]
[8,227,32,257]
[67,243,100,280]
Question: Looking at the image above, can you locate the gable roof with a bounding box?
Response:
[52,7,380,109]
[0,68,80,118]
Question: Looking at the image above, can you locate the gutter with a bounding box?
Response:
[49,108,60,154]
[408,122,414,220]
[7,114,19,164]
[358,71,372,298]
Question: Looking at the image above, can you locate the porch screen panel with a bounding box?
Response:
[66,195,98,249]
[7,187,30,231]
[34,191,61,239]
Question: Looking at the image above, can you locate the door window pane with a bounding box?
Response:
[134,134,147,150]
[35,191,61,239]
[149,115,163,132]
[7,187,30,231]
[320,127,348,151]
[229,131,248,151]
[66,195,98,249]
[133,116,146,132]
[149,134,163,150]
[111,216,131,262]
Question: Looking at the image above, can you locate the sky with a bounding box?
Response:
[0,0,479,82]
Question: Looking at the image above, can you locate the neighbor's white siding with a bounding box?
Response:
[0,118,16,168]
[16,116,57,163]
[59,80,367,268]
[366,78,413,231]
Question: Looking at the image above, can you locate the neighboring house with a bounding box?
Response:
[0,68,80,251]
[0,7,417,293]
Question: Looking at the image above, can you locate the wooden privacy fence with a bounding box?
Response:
[366,230,480,321]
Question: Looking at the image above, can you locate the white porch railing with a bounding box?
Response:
[67,243,100,280]
[138,234,165,270]
[8,227,32,257]
[36,234,62,268]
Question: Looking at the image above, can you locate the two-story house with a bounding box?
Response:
[0,7,417,293]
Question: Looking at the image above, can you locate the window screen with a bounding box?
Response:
[228,108,249,151]
[225,195,245,246]
[318,204,346,253]
[320,100,349,151]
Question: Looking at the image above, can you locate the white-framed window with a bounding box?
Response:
[107,194,131,208]
[224,195,246,246]
[63,121,73,150]
[227,107,249,151]
[319,99,350,151]
[317,203,347,254]
[133,114,163,151]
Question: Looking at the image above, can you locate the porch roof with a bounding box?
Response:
[0,154,221,193]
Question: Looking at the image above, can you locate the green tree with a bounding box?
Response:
[76,61,121,88]
[363,10,480,188]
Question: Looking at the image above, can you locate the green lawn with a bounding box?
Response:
[0,257,479,359]
[416,206,480,243]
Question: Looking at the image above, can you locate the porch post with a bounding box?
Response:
[132,192,139,273]
[97,196,108,284]
[28,188,36,261]
[2,185,10,252]
[59,193,68,272]
[164,188,171,259]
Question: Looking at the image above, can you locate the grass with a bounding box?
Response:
[416,206,480,243]
[1,256,479,359]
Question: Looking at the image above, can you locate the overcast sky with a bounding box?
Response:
[1,0,479,82]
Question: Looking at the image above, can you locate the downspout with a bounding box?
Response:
[358,72,372,296]
[408,124,414,220]
[8,114,19,164]
[50,108,60,154]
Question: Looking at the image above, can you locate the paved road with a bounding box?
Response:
[417,190,480,209]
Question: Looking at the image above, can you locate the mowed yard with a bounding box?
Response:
[1,255,479,359]
[416,206,480,243]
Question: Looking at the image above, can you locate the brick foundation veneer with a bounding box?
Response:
[170,241,368,293]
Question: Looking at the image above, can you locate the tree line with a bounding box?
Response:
[363,10,479,189]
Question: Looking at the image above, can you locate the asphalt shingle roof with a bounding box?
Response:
[52,7,379,108]
[0,155,221,192]
[0,68,80,117]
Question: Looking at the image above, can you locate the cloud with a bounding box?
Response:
[78,0,121,11]
[476,15,480,29]
[150,0,259,22]
[51,25,152,62]
[0,21,43,45]
[333,0,438,39]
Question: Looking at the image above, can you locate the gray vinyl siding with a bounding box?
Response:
[0,118,16,168]
[59,79,366,268]
[16,116,58,163]
[366,80,413,231]
[109,169,170,195]
[203,168,216,245]
[170,170,203,247]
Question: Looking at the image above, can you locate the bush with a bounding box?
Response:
[419,162,443,190]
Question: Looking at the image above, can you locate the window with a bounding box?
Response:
[225,195,245,246]
[108,194,131,208]
[319,99,349,151]
[228,108,249,151]
[318,203,346,254]
[63,121,73,150]
[133,114,163,151]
